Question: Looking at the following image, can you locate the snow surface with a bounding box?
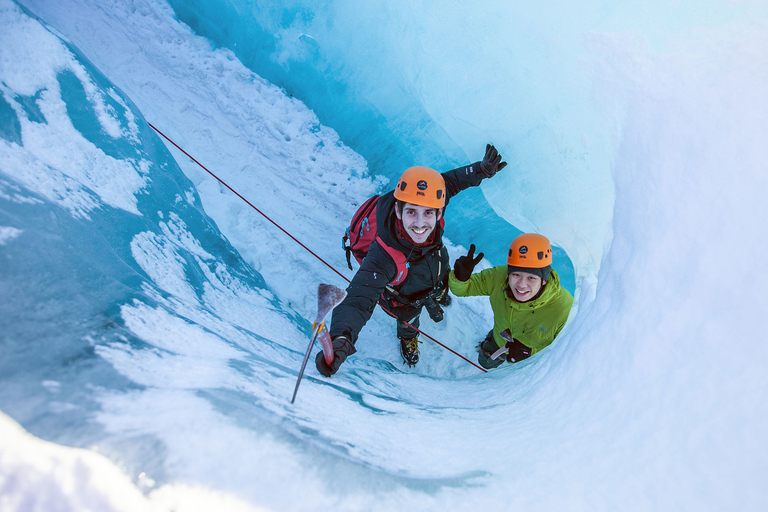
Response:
[2,0,768,511]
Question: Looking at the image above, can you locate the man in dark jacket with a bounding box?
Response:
[316,145,507,376]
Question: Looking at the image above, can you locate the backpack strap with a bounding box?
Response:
[376,235,409,286]
[342,195,380,270]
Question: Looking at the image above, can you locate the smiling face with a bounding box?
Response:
[395,202,441,244]
[508,271,545,302]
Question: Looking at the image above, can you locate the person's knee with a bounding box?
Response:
[478,332,504,369]
[478,351,504,369]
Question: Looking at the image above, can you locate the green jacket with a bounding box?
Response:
[449,266,573,353]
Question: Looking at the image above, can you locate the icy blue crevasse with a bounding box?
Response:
[165,0,575,290]
[0,4,299,460]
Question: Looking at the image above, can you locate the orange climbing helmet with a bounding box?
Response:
[507,233,553,278]
[393,166,446,209]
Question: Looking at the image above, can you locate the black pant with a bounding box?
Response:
[379,298,422,339]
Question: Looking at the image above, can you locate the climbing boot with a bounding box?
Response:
[399,337,421,366]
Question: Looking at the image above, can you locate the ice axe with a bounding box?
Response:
[490,329,514,361]
[290,284,347,403]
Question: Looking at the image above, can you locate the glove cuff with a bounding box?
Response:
[333,336,356,357]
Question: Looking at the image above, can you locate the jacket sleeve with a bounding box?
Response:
[329,242,396,344]
[448,265,498,297]
[442,162,485,201]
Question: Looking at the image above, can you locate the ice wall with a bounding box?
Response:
[0,0,307,476]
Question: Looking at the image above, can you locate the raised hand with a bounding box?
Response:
[453,244,484,282]
[479,144,507,178]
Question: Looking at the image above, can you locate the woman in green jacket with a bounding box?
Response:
[448,233,574,369]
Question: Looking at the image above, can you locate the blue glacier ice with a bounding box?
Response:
[2,0,768,511]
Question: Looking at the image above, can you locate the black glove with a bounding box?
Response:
[505,339,532,363]
[453,244,484,281]
[315,336,356,377]
[479,144,507,178]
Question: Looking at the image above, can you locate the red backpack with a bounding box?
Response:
[342,195,410,285]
